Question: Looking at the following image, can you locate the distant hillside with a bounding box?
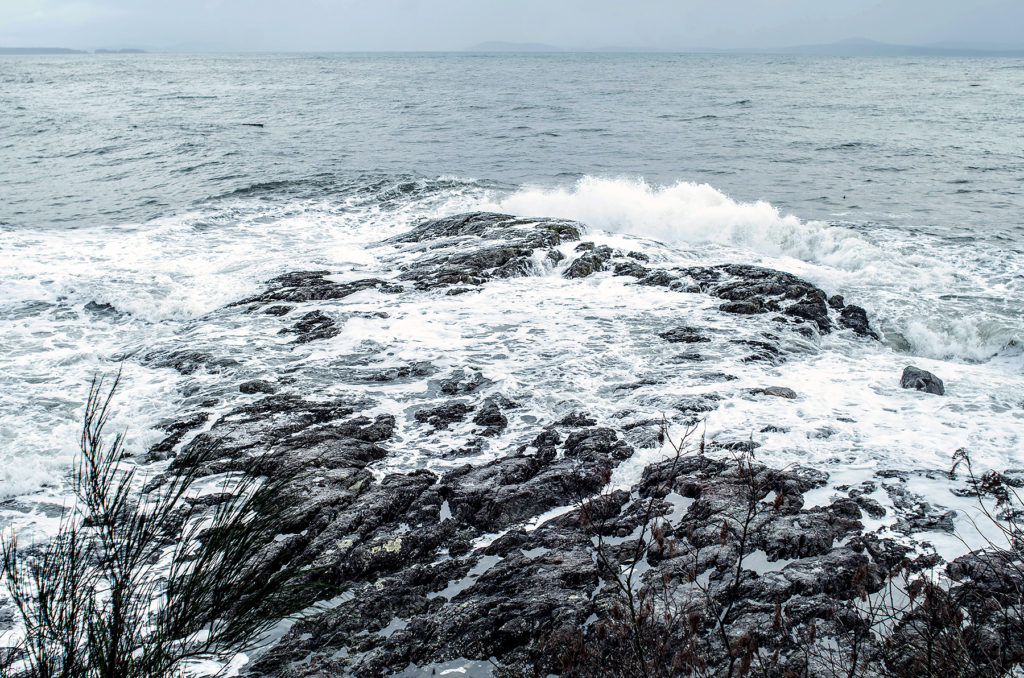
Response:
[0,47,86,55]
[95,48,147,54]
[466,41,562,53]
[765,38,1024,57]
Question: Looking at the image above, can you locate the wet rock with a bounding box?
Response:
[279,309,339,343]
[900,365,945,395]
[385,212,582,290]
[626,251,650,262]
[637,269,679,287]
[143,349,239,375]
[720,300,762,314]
[563,251,608,279]
[147,412,210,461]
[83,300,119,317]
[263,304,293,316]
[352,362,435,383]
[612,260,649,278]
[235,271,402,306]
[784,299,832,332]
[414,402,473,429]
[439,369,486,395]
[555,412,597,427]
[732,338,783,364]
[472,402,508,435]
[838,304,878,338]
[658,326,710,343]
[828,294,845,310]
[751,386,797,399]
[563,428,633,461]
[240,379,277,395]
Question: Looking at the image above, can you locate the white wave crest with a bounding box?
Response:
[491,176,881,270]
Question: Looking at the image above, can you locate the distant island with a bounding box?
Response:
[0,47,147,55]
[0,47,86,55]
[464,37,1024,57]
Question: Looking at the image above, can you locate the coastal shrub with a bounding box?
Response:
[542,425,1024,678]
[0,374,316,678]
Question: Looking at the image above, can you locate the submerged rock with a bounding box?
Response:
[901,365,945,395]
[658,326,711,343]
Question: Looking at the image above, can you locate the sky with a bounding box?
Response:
[1,0,1022,52]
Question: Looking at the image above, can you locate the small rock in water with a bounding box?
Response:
[239,379,277,395]
[263,305,292,316]
[828,294,845,310]
[900,366,945,395]
[751,386,798,399]
[658,326,710,344]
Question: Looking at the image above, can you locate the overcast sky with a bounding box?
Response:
[1,0,1022,52]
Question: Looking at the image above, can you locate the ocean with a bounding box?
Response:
[0,52,1022,550]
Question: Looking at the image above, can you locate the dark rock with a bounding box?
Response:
[563,428,633,460]
[564,251,607,279]
[147,412,210,460]
[613,260,649,278]
[637,270,679,287]
[472,403,508,435]
[751,386,797,399]
[264,304,293,316]
[828,295,845,310]
[143,350,239,375]
[351,362,435,383]
[658,326,711,343]
[84,300,119,317]
[240,379,277,395]
[720,300,762,314]
[385,212,582,290]
[838,304,878,339]
[626,251,650,262]
[414,402,473,429]
[439,369,486,395]
[900,366,945,395]
[555,412,597,427]
[279,310,339,343]
[784,299,832,332]
[234,271,402,306]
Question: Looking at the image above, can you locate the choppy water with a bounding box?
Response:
[1,53,1022,534]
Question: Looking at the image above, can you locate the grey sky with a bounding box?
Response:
[1,0,1021,52]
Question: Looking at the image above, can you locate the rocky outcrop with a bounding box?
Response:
[382,212,583,290]
[130,212,974,678]
[627,263,879,339]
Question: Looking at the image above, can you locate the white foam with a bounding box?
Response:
[490,176,1024,366]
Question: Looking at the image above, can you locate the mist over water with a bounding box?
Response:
[0,53,1022,526]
